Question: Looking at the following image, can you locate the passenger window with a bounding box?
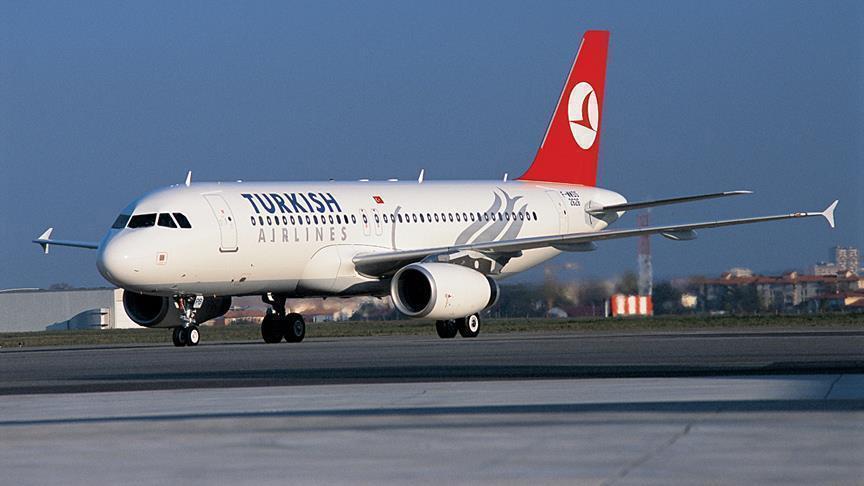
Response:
[398,214,403,223]
[290,216,296,225]
[128,213,157,228]
[329,215,334,224]
[426,213,431,222]
[173,213,192,229]
[455,213,461,222]
[351,214,357,224]
[420,214,425,223]
[448,213,453,222]
[112,214,131,229]
[412,214,417,223]
[469,213,475,222]
[462,212,467,221]
[434,214,439,222]
[157,213,177,228]
[251,216,257,226]
[484,213,489,221]
[533,211,538,220]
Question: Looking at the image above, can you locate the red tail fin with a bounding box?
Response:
[518,30,609,186]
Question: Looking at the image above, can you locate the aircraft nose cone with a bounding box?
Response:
[97,237,142,287]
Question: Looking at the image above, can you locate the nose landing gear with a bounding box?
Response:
[171,295,203,347]
[171,325,200,347]
[261,294,306,344]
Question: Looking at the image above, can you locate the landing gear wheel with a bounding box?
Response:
[183,325,200,346]
[435,319,458,339]
[261,314,283,343]
[458,313,481,338]
[284,313,306,343]
[172,327,186,347]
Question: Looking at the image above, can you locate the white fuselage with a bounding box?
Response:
[96,180,626,297]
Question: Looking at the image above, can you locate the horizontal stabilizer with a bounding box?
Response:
[586,190,752,215]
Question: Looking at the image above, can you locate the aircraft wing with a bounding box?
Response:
[33,228,99,254]
[352,200,838,278]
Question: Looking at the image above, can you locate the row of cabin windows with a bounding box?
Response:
[113,213,192,229]
[252,210,540,227]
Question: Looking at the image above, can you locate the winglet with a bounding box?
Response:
[36,228,54,254]
[822,200,838,228]
[185,170,192,187]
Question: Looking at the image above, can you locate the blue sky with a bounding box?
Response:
[1,0,861,289]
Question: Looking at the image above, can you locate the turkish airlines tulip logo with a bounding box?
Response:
[567,81,599,149]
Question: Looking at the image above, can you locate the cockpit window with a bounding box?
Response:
[173,213,192,229]
[127,213,157,228]
[157,213,178,228]
[112,214,131,229]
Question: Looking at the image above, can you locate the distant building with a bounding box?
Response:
[814,246,859,276]
[694,270,864,313]
[834,246,859,274]
[0,288,138,332]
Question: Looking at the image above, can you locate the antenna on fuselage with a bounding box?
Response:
[503,172,509,182]
[184,171,192,187]
[418,168,425,184]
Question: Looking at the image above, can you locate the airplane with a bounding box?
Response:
[34,30,838,347]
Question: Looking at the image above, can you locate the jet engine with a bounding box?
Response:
[122,291,231,328]
[390,262,499,320]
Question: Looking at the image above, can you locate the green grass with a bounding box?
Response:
[1,313,862,348]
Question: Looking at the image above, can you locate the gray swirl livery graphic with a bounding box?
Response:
[455,188,526,245]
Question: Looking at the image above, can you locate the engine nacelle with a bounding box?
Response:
[390,263,499,320]
[122,291,231,328]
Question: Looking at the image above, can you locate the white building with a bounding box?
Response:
[0,288,138,332]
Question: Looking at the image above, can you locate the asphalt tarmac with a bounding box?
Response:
[1,330,863,395]
[1,330,862,484]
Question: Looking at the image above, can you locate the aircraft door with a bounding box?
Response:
[203,194,239,252]
[360,209,371,236]
[370,208,384,236]
[545,191,569,235]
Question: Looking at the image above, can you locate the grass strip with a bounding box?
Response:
[1,313,862,348]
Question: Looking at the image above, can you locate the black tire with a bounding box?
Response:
[184,325,200,346]
[172,327,186,347]
[261,314,283,343]
[457,314,481,338]
[284,313,306,343]
[435,320,458,339]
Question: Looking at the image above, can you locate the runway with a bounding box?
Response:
[1,330,863,395]
[1,330,863,484]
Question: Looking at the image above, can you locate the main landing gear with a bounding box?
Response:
[435,313,481,339]
[172,295,202,347]
[261,294,306,344]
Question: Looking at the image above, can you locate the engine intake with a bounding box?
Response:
[390,263,499,320]
[122,291,231,328]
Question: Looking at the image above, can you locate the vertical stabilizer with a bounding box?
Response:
[518,30,610,186]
